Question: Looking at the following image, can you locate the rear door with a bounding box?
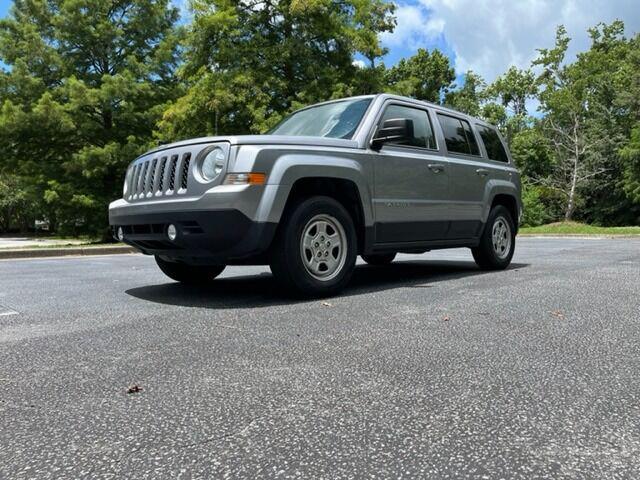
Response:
[435,113,490,239]
[372,102,450,243]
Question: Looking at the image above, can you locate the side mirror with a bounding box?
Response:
[371,118,413,150]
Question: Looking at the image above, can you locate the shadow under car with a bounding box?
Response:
[125,259,529,309]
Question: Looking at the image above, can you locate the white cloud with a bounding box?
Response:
[399,0,640,82]
[353,59,367,68]
[381,3,445,50]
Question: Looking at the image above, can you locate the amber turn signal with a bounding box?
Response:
[223,173,266,185]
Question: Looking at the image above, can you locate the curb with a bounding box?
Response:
[0,245,138,260]
[518,234,640,239]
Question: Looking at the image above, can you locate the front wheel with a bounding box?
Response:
[269,196,357,297]
[471,205,516,270]
[155,256,225,284]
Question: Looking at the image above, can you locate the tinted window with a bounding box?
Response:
[477,125,509,162]
[437,113,481,156]
[378,105,436,149]
[462,121,480,155]
[269,98,371,139]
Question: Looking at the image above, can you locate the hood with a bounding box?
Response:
[145,135,359,156]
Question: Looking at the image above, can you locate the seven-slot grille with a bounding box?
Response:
[127,152,192,200]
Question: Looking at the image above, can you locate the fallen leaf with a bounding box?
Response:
[551,310,565,319]
[126,385,142,394]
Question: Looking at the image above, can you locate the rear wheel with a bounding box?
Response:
[362,253,396,265]
[155,256,225,284]
[269,196,357,297]
[471,205,516,270]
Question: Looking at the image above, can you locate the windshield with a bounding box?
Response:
[268,98,372,139]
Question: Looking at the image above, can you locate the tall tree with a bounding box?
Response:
[444,70,486,117]
[0,0,182,234]
[485,66,537,144]
[384,48,455,103]
[160,0,395,139]
[533,25,616,221]
[488,66,537,117]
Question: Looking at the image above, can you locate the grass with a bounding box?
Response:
[520,221,640,236]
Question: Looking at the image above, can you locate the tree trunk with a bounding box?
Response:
[565,161,578,221]
[565,123,581,221]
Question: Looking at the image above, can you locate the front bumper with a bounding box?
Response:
[109,209,276,265]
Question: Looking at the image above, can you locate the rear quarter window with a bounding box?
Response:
[477,124,509,163]
[436,113,480,156]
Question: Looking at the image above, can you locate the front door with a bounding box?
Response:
[372,103,449,243]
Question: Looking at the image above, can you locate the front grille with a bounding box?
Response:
[126,151,192,200]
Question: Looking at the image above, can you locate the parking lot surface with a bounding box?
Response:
[1,237,639,479]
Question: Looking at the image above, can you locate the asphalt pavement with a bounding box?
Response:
[1,237,639,479]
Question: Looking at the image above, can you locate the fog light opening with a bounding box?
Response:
[167,224,178,241]
[117,227,124,242]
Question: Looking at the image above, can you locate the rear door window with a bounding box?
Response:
[379,104,437,149]
[437,113,481,156]
[477,125,509,163]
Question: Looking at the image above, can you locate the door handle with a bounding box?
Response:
[476,168,489,176]
[428,164,445,173]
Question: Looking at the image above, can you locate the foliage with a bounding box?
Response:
[0,0,182,236]
[444,71,485,117]
[520,184,552,227]
[384,48,455,102]
[532,22,639,223]
[159,0,395,139]
[0,2,639,234]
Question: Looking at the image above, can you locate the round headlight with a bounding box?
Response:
[201,147,226,181]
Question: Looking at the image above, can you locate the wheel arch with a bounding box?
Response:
[490,193,520,233]
[279,176,372,254]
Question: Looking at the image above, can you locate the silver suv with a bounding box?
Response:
[109,94,522,296]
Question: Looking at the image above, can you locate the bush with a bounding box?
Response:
[521,184,552,227]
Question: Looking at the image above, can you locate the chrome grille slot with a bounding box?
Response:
[128,165,138,199]
[168,155,177,191]
[180,153,191,190]
[138,161,149,196]
[130,165,138,198]
[147,158,158,195]
[157,157,167,193]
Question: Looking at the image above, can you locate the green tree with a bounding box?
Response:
[534,25,615,221]
[444,71,486,117]
[615,34,640,222]
[0,174,38,232]
[485,66,537,143]
[160,0,395,139]
[384,48,455,103]
[0,0,181,235]
[510,127,553,179]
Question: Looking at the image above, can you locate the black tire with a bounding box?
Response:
[471,205,516,270]
[155,256,225,284]
[269,196,357,297]
[362,253,396,265]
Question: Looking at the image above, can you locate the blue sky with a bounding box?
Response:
[2,0,639,87]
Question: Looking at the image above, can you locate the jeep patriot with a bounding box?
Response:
[109,94,522,296]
